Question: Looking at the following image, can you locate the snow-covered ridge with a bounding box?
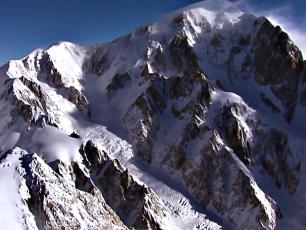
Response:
[0,2,305,229]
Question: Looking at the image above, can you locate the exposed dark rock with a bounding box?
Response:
[66,86,90,114]
[80,140,167,229]
[106,72,131,94]
[69,132,81,138]
[260,93,281,113]
[300,61,306,106]
[253,18,304,122]
[211,33,224,47]
[218,104,253,165]
[259,129,300,195]
[90,51,110,76]
[20,153,126,229]
[161,130,279,229]
[38,53,65,88]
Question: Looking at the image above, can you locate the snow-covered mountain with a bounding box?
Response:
[0,1,305,229]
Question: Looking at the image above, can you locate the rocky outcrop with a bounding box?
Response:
[89,49,110,76]
[106,72,131,94]
[198,15,304,122]
[80,140,169,230]
[0,54,90,129]
[124,66,279,228]
[252,18,304,122]
[300,61,306,106]
[4,76,62,127]
[169,33,199,73]
[38,53,66,88]
[65,86,90,114]
[215,103,254,166]
[38,53,90,114]
[172,130,280,229]
[258,129,301,195]
[0,6,304,230]
[0,148,127,230]
[0,144,174,230]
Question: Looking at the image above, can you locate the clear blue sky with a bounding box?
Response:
[0,0,201,65]
[0,0,305,65]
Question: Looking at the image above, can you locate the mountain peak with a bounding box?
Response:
[0,3,305,229]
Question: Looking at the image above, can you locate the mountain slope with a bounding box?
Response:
[0,2,305,230]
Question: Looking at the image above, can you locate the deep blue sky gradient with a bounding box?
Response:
[0,0,305,65]
[0,0,201,64]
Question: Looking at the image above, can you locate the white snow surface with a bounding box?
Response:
[0,148,37,230]
[0,1,305,229]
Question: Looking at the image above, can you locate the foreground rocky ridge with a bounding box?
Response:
[0,3,305,230]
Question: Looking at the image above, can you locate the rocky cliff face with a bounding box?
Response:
[0,3,305,230]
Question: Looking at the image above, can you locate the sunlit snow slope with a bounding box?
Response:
[0,1,305,229]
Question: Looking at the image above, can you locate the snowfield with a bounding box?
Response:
[0,0,305,229]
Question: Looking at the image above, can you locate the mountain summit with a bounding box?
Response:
[0,2,305,230]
